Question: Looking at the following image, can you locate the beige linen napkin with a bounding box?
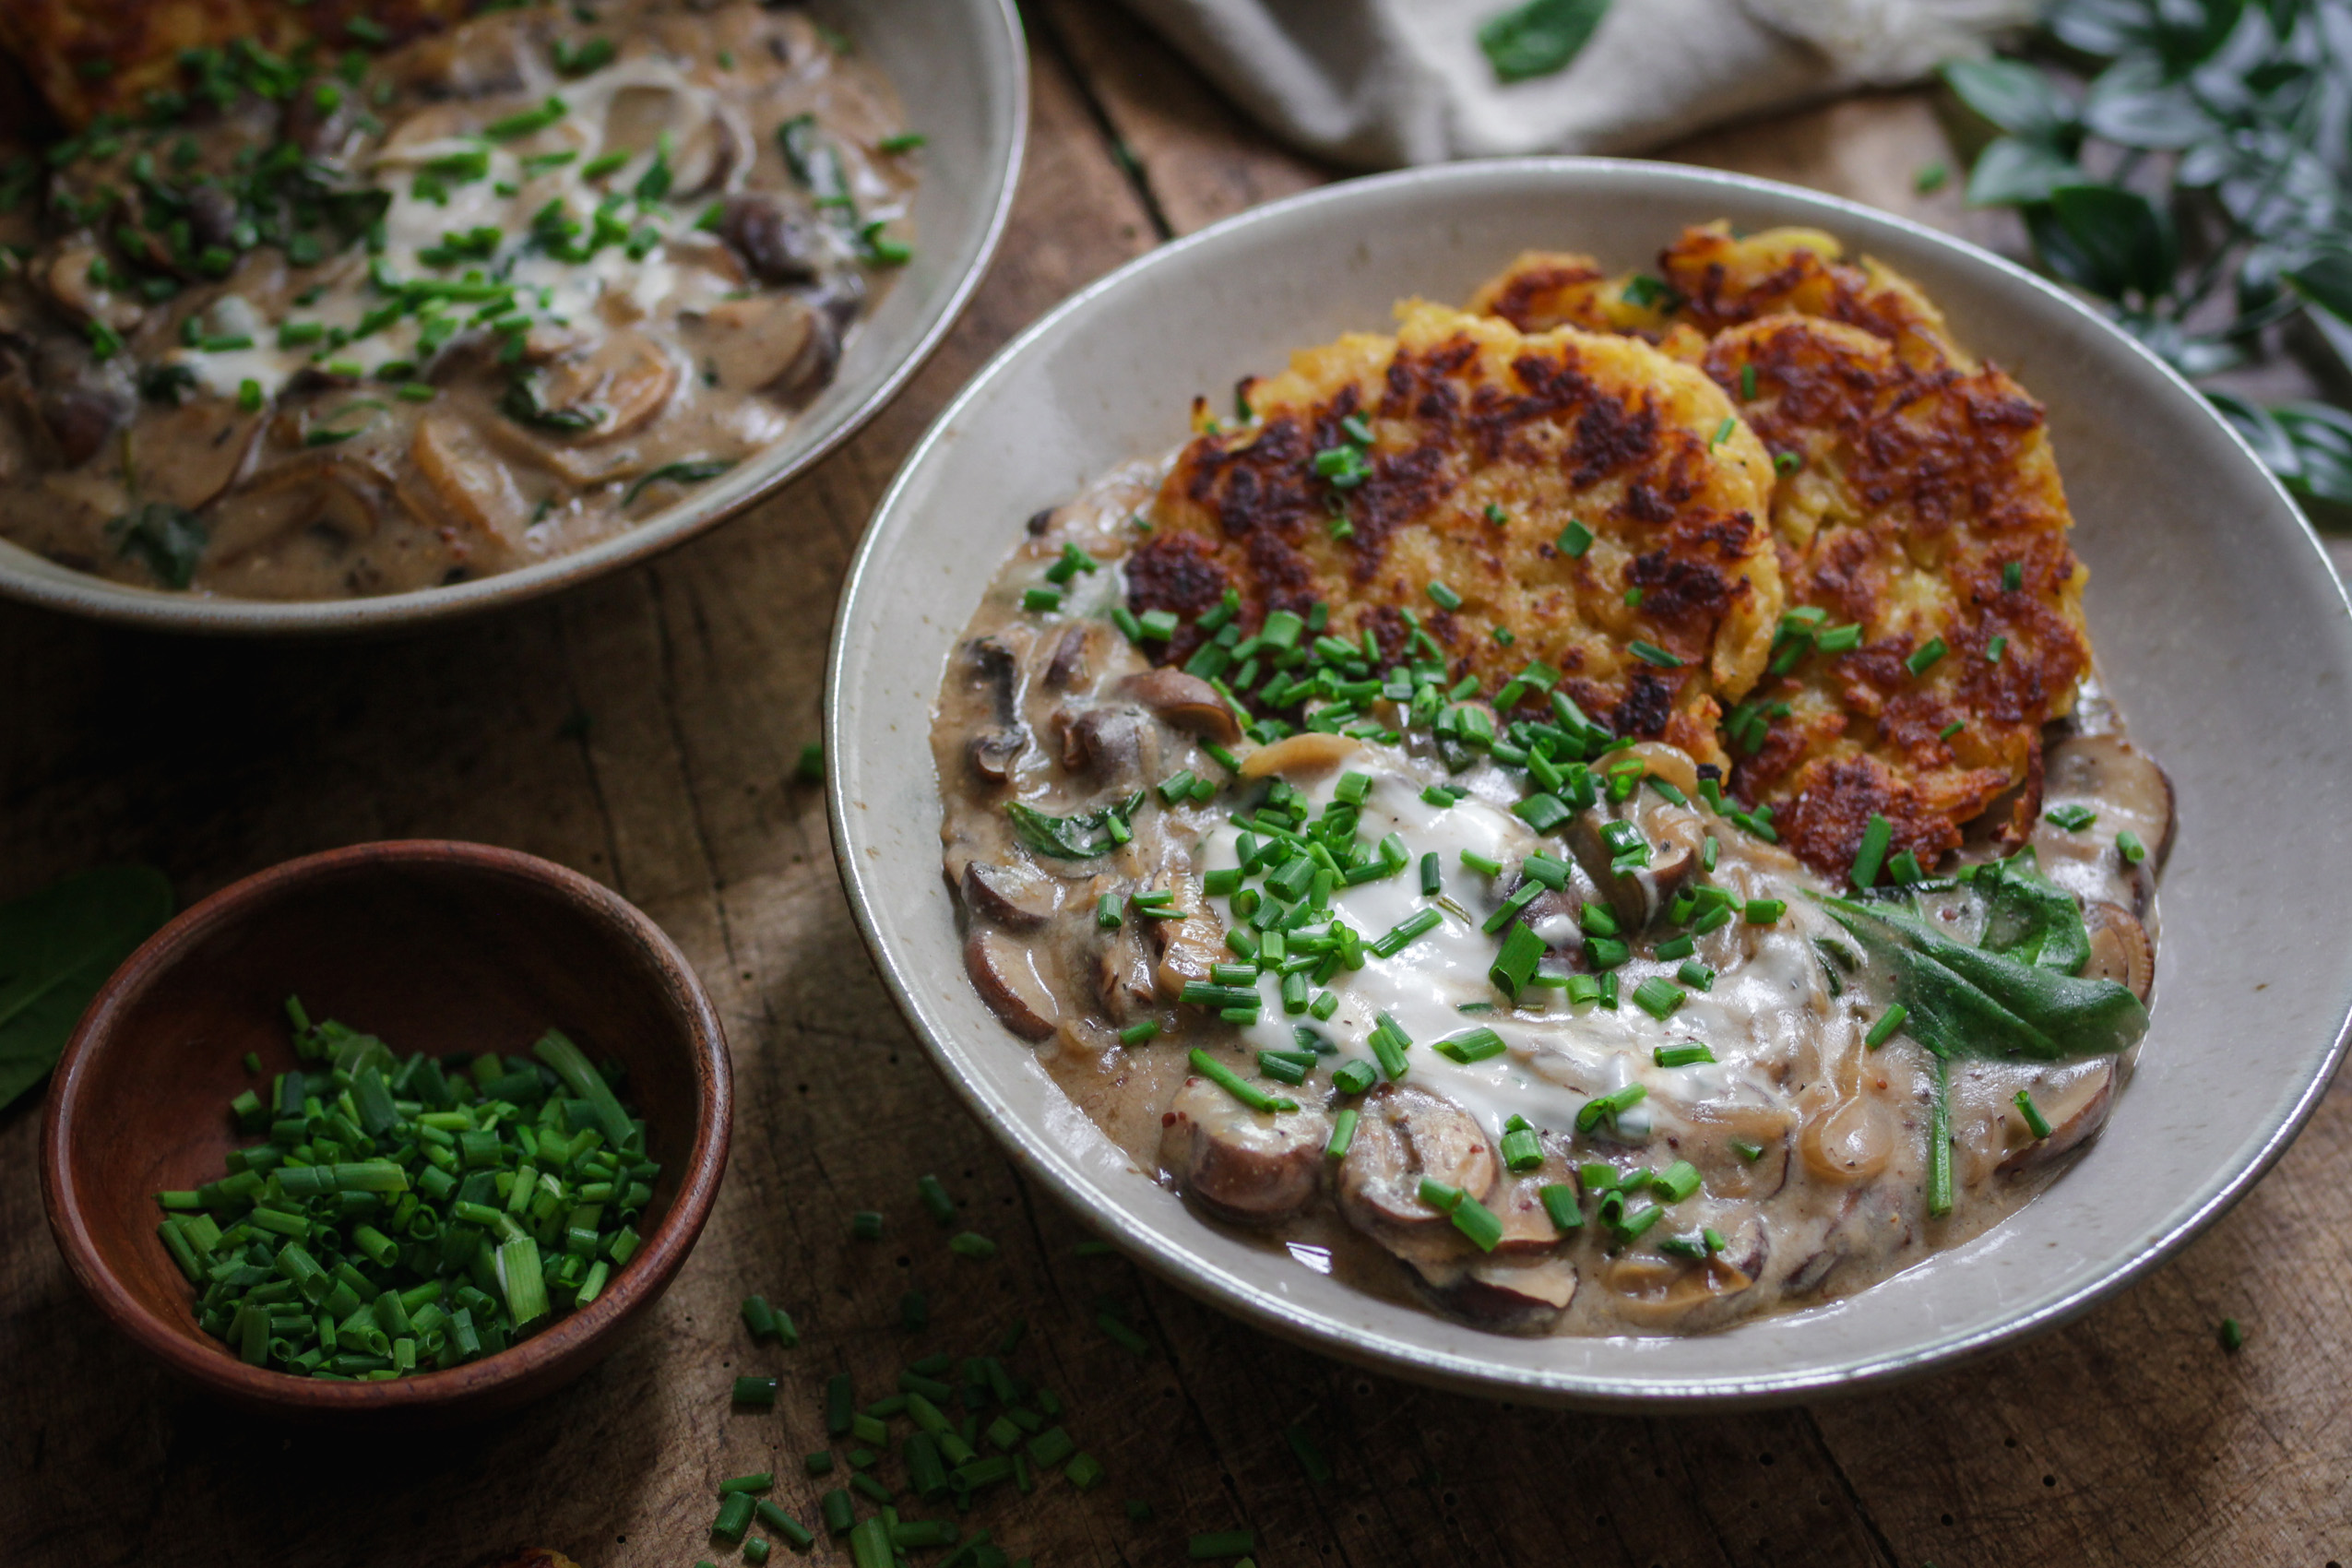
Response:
[1116,0,2034,169]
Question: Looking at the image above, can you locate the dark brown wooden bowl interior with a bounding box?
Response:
[39,841,730,1422]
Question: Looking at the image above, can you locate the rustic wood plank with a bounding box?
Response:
[2,16,2348,1567]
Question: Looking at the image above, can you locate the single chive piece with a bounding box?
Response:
[1499,1113,1542,1172]
[2014,1088,2053,1138]
[1986,635,2008,663]
[1628,641,1682,669]
[1927,1055,1954,1218]
[1331,1060,1376,1095]
[713,1491,755,1542]
[949,1231,999,1260]
[820,1490,854,1534]
[1730,1137,1766,1164]
[2219,1317,2245,1353]
[1654,1042,1715,1067]
[1188,1048,1299,1114]
[1740,362,1757,399]
[2003,560,2024,591]
[1742,899,1786,924]
[742,1295,779,1342]
[743,1539,771,1565]
[826,1373,854,1433]
[1677,959,1716,992]
[1419,851,1442,897]
[1118,1020,1160,1046]
[1775,449,1803,474]
[1864,1004,1909,1049]
[1850,813,1893,888]
[1657,1159,1703,1202]
[1538,1182,1582,1232]
[805,1450,836,1475]
[1624,587,1645,608]
[1324,1108,1359,1160]
[1426,581,1462,611]
[720,1473,777,1495]
[918,1174,956,1225]
[2046,803,2097,831]
[1816,623,1861,653]
[1905,637,1948,677]
[2117,828,2147,864]
[1021,587,1062,613]
[851,1209,884,1240]
[1940,719,1966,741]
[733,1375,780,1407]
[879,130,927,153]
[1632,977,1685,1020]
[1461,849,1503,876]
[1654,933,1695,961]
[1432,1027,1506,1063]
[1558,519,1594,557]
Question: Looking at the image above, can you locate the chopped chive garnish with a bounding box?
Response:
[851,1210,883,1240]
[1729,1137,1765,1163]
[1775,450,1802,473]
[1711,416,1737,445]
[1188,1048,1298,1114]
[1324,1108,1359,1160]
[1538,1183,1582,1231]
[2219,1317,2245,1352]
[1628,641,1682,668]
[1865,1004,1908,1050]
[1021,587,1062,613]
[2013,1089,2053,1138]
[2046,803,2097,831]
[1740,362,1757,399]
[1117,1020,1160,1046]
[2003,560,2024,591]
[879,131,928,153]
[1850,813,1893,888]
[1558,519,1593,557]
[1426,581,1463,611]
[1939,719,1966,740]
[1499,1113,1542,1171]
[1986,635,2008,663]
[1632,977,1685,1020]
[1905,637,1948,676]
[1742,898,1786,924]
[917,1174,956,1225]
[1654,1042,1715,1067]
[2117,828,2147,864]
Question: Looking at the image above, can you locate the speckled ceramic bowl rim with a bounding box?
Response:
[828,159,2352,1408]
[0,0,1027,637]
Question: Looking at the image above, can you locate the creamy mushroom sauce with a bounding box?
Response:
[934,455,2171,1337]
[0,2,913,598]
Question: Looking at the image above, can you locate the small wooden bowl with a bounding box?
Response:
[39,841,731,1422]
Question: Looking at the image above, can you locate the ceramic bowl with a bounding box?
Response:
[828,160,2352,1407]
[0,0,1027,636]
[41,840,731,1420]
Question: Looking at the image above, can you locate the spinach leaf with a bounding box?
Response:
[0,866,172,1111]
[1827,896,2146,1061]
[1477,0,1611,84]
[109,503,208,590]
[1005,792,1145,861]
[1976,856,2093,973]
[623,457,736,508]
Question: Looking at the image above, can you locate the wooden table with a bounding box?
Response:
[5,6,2348,1564]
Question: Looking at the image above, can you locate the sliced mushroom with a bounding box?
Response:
[2082,902,2154,1002]
[1425,1255,1578,1331]
[1798,1093,1895,1184]
[965,927,1059,1041]
[132,396,266,513]
[2035,733,2174,916]
[400,411,535,565]
[596,74,743,195]
[1092,916,1158,1022]
[2000,1060,2117,1172]
[1060,707,1156,791]
[37,243,145,331]
[968,730,1023,785]
[200,450,402,562]
[1567,797,1703,931]
[1685,1099,1795,1200]
[1117,669,1241,744]
[1599,1233,1764,1330]
[34,380,129,469]
[719,194,827,285]
[532,329,682,442]
[1149,882,1226,1001]
[961,861,1063,930]
[1043,626,1091,691]
[1335,1085,1498,1232]
[1239,731,1361,778]
[691,294,822,395]
[1158,1075,1330,1223]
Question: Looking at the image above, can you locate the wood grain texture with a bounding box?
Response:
[2,12,2348,1565]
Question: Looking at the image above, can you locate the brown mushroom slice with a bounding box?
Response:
[968,731,1023,785]
[477,413,643,488]
[1158,1075,1329,1223]
[1600,1242,1763,1331]
[1335,1084,1499,1232]
[2039,733,2175,866]
[960,861,1063,930]
[1426,1255,1578,1331]
[1060,707,1158,792]
[2082,902,2154,1002]
[595,76,742,195]
[2000,1061,2117,1172]
[1093,916,1158,1022]
[965,928,1059,1041]
[691,295,822,395]
[132,397,265,513]
[1567,799,1703,932]
[1043,626,1090,691]
[531,330,682,443]
[1685,1099,1796,1200]
[1239,731,1360,779]
[1798,1092,1895,1184]
[1151,896,1226,1001]
[401,412,535,566]
[1117,669,1241,744]
[201,450,403,562]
